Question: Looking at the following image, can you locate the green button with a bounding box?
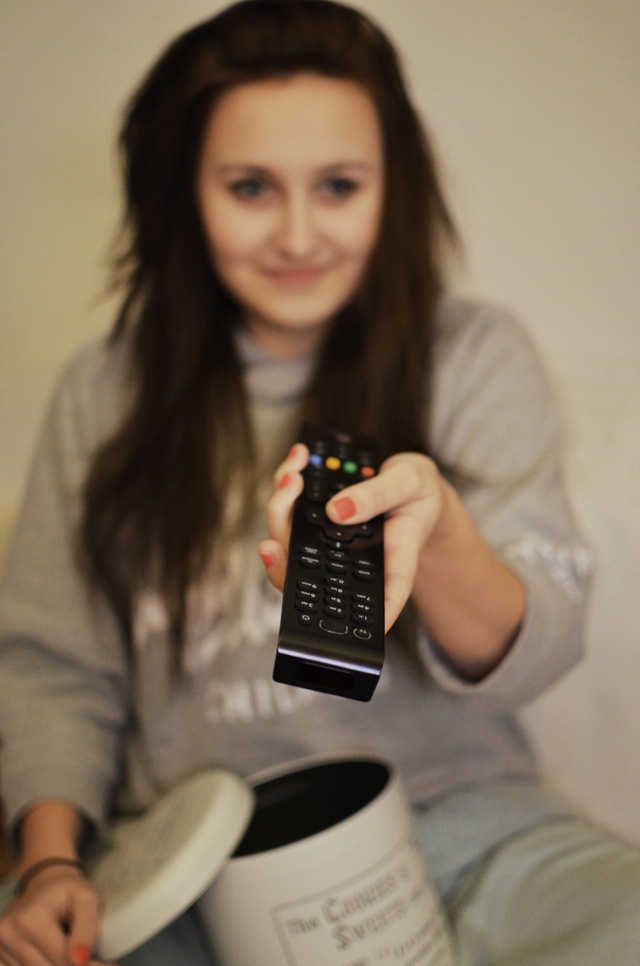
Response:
[343,460,358,474]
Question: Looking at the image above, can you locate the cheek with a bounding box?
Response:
[338,197,383,259]
[199,196,263,264]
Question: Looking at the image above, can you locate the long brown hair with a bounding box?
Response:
[82,0,459,655]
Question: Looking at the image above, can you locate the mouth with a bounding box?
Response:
[264,265,329,288]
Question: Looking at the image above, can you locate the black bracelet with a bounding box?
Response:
[15,857,85,896]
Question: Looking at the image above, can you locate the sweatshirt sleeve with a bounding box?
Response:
[417,299,594,708]
[0,341,131,846]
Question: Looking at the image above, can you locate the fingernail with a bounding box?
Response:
[277,472,292,490]
[288,445,298,459]
[70,946,91,966]
[259,551,275,568]
[332,496,357,521]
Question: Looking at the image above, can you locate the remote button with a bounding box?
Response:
[323,604,347,619]
[324,538,349,551]
[355,522,374,537]
[299,555,321,569]
[296,599,318,613]
[352,611,374,626]
[327,549,348,562]
[353,626,372,641]
[352,591,373,603]
[305,508,324,526]
[298,613,314,626]
[326,575,347,589]
[300,546,321,557]
[352,602,374,616]
[298,580,319,592]
[325,587,346,602]
[342,460,358,474]
[325,456,341,471]
[353,627,371,641]
[296,589,317,601]
[325,593,345,607]
[308,453,324,467]
[360,466,376,478]
[319,617,349,636]
[353,558,374,570]
[354,568,374,581]
[322,524,354,542]
[327,561,348,574]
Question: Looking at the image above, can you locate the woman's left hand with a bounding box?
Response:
[258,443,444,633]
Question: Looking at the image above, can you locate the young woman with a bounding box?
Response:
[0,2,638,964]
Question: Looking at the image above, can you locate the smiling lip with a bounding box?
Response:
[265,266,328,288]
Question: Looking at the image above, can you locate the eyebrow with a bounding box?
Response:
[213,161,379,176]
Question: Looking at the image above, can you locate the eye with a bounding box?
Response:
[321,176,359,200]
[229,177,271,200]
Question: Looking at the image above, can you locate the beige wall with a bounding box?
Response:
[1,3,639,835]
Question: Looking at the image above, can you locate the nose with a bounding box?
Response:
[274,192,319,260]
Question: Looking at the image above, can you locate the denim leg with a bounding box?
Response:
[450,817,640,965]
[412,780,640,965]
[120,908,220,966]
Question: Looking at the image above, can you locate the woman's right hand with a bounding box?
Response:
[0,865,112,966]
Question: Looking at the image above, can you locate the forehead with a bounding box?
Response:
[201,73,382,168]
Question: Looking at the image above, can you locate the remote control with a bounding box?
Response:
[273,426,385,701]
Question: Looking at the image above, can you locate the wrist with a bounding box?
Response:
[17,799,84,879]
[16,857,86,897]
[416,476,465,571]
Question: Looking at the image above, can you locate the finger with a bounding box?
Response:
[264,470,304,548]
[383,514,424,632]
[66,885,101,962]
[273,442,309,489]
[1,937,61,966]
[0,905,67,966]
[65,885,100,966]
[258,539,288,593]
[384,568,414,633]
[325,454,437,524]
[0,933,22,966]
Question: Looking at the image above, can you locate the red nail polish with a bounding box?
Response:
[288,445,298,459]
[259,551,275,568]
[332,496,356,521]
[70,945,91,966]
[277,472,292,490]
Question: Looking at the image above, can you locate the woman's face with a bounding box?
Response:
[196,73,384,358]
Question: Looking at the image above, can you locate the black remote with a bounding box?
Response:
[273,426,385,701]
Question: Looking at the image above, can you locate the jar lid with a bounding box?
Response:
[90,769,254,960]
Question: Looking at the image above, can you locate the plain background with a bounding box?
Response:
[1,2,639,841]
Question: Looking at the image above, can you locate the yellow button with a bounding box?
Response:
[325,456,341,471]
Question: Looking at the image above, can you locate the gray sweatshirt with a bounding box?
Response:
[0,298,593,841]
